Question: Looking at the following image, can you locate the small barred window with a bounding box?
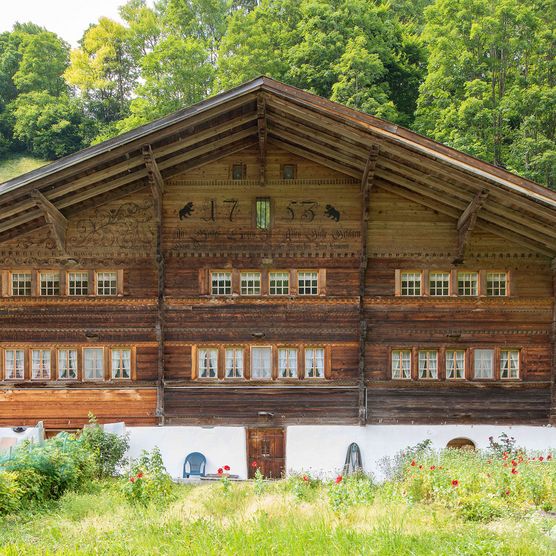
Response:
[12,273,32,296]
[96,272,117,296]
[429,272,450,296]
[457,272,478,296]
[401,272,421,296]
[211,272,232,295]
[269,272,290,295]
[240,272,261,295]
[298,271,318,295]
[40,272,60,296]
[487,272,507,296]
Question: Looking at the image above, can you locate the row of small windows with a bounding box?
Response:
[231,163,297,181]
[194,345,328,380]
[0,271,121,297]
[209,270,321,296]
[1,347,132,381]
[391,348,520,380]
[397,270,508,297]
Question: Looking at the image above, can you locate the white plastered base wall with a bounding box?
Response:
[125,424,556,480]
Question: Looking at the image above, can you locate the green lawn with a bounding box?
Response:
[0,480,554,555]
[0,153,47,184]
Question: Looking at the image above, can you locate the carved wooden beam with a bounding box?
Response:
[30,190,67,253]
[453,189,489,264]
[142,144,165,201]
[257,94,267,185]
[358,144,380,425]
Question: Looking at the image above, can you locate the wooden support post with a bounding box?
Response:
[143,144,166,425]
[453,189,489,264]
[30,190,67,253]
[257,94,267,185]
[358,145,380,425]
[550,258,556,425]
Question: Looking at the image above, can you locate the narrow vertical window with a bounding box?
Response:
[418,350,438,379]
[256,198,271,230]
[278,348,297,378]
[457,272,478,296]
[282,164,297,180]
[391,350,411,379]
[68,272,89,295]
[225,348,244,378]
[31,349,51,380]
[111,349,131,379]
[58,349,78,379]
[240,272,261,295]
[251,347,272,379]
[446,350,465,379]
[487,272,507,296]
[231,163,246,180]
[429,272,450,296]
[305,347,325,378]
[211,272,232,295]
[84,348,104,380]
[11,272,32,296]
[401,272,421,296]
[473,349,494,379]
[40,272,60,296]
[198,348,218,379]
[298,271,318,295]
[96,272,117,296]
[500,349,519,379]
[269,272,290,295]
[4,349,25,380]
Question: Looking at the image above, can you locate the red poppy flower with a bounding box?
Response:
[224,465,231,471]
[511,468,518,475]
[130,477,135,483]
[251,461,258,468]
[451,480,459,487]
[410,460,416,466]
[335,475,343,484]
[430,466,436,470]
[502,452,508,460]
[547,455,553,461]
[303,475,309,482]
[217,468,223,475]
[539,456,544,462]
[137,472,143,478]
[511,460,517,467]
[419,465,423,470]
[505,489,510,495]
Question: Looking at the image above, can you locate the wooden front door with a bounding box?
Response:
[247,428,285,479]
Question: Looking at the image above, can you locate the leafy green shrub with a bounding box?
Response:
[284,472,321,501]
[328,472,375,512]
[0,471,22,514]
[378,439,433,481]
[80,414,129,479]
[122,447,174,507]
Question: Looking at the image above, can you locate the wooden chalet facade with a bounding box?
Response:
[0,77,555,476]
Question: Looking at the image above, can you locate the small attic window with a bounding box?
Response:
[282,164,297,180]
[231,163,246,180]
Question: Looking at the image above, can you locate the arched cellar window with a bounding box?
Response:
[446,438,476,450]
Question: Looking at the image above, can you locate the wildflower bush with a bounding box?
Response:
[122,447,174,507]
[285,471,321,501]
[397,443,555,521]
[327,472,375,512]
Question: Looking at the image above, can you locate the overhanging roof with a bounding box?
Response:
[1,76,555,256]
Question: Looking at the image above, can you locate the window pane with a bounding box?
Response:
[84,348,104,379]
[500,350,519,379]
[457,272,478,296]
[58,349,78,379]
[198,348,218,378]
[112,349,131,379]
[31,349,51,380]
[96,272,117,296]
[12,273,32,296]
[211,272,232,295]
[305,347,324,378]
[418,351,438,379]
[69,272,89,295]
[240,272,261,295]
[256,198,271,229]
[251,347,272,379]
[401,272,421,296]
[487,272,507,296]
[298,271,318,295]
[391,350,411,379]
[474,349,494,378]
[278,348,297,378]
[269,272,289,295]
[446,350,465,379]
[429,272,450,296]
[225,348,243,378]
[5,349,25,380]
[40,272,60,296]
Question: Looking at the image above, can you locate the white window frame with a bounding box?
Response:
[418,350,438,379]
[446,350,465,379]
[500,349,519,379]
[11,272,32,296]
[269,272,290,296]
[58,349,78,380]
[197,347,218,379]
[473,349,494,379]
[31,349,51,380]
[391,350,411,379]
[305,347,325,379]
[4,349,25,380]
[96,271,118,296]
[278,347,298,378]
[68,271,89,296]
[111,348,132,379]
[39,271,60,296]
[83,347,105,380]
[400,272,422,296]
[224,347,244,379]
[240,272,261,296]
[486,272,507,297]
[298,271,318,296]
[429,271,450,296]
[251,346,273,379]
[457,272,478,296]
[211,271,232,295]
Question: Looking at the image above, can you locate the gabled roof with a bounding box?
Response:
[1,76,555,256]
